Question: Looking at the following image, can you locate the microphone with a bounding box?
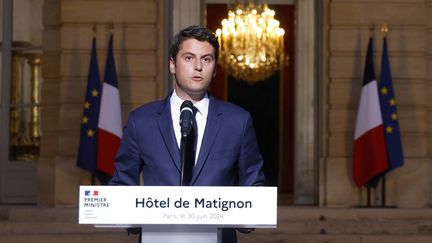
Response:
[179,100,194,138]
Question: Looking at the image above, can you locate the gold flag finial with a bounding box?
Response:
[92,24,97,38]
[381,23,389,35]
[108,23,114,35]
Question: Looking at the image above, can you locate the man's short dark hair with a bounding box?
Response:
[170,25,219,64]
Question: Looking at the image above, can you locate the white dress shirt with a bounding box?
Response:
[170,90,209,163]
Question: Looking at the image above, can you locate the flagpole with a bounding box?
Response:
[381,174,386,207]
[91,24,97,186]
[380,23,389,208]
[367,186,371,207]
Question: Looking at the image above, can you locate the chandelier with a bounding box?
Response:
[216,2,285,83]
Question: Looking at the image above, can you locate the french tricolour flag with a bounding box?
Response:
[97,35,122,176]
[352,38,389,187]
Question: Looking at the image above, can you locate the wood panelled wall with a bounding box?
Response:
[321,0,431,207]
[37,0,432,208]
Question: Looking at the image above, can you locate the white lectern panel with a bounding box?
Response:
[79,186,277,227]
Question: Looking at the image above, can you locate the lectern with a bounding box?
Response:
[78,186,277,243]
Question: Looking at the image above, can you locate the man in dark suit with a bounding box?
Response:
[110,25,265,243]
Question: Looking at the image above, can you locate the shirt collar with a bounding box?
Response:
[171,90,184,116]
[171,90,209,118]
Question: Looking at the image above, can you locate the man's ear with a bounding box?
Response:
[212,65,217,77]
[169,58,176,75]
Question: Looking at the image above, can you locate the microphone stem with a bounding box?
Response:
[179,136,188,186]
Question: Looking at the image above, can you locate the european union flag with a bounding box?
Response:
[378,37,404,171]
[76,37,101,172]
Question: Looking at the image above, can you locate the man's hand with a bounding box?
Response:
[237,228,255,234]
[127,227,141,235]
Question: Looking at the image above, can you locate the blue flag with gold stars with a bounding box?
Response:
[378,37,404,171]
[77,37,101,172]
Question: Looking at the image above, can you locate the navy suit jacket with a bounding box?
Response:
[110,94,266,242]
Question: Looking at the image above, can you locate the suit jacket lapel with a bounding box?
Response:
[192,96,222,184]
[156,94,181,171]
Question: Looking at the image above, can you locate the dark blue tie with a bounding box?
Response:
[183,106,198,186]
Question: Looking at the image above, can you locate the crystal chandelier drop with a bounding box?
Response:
[216,2,285,83]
